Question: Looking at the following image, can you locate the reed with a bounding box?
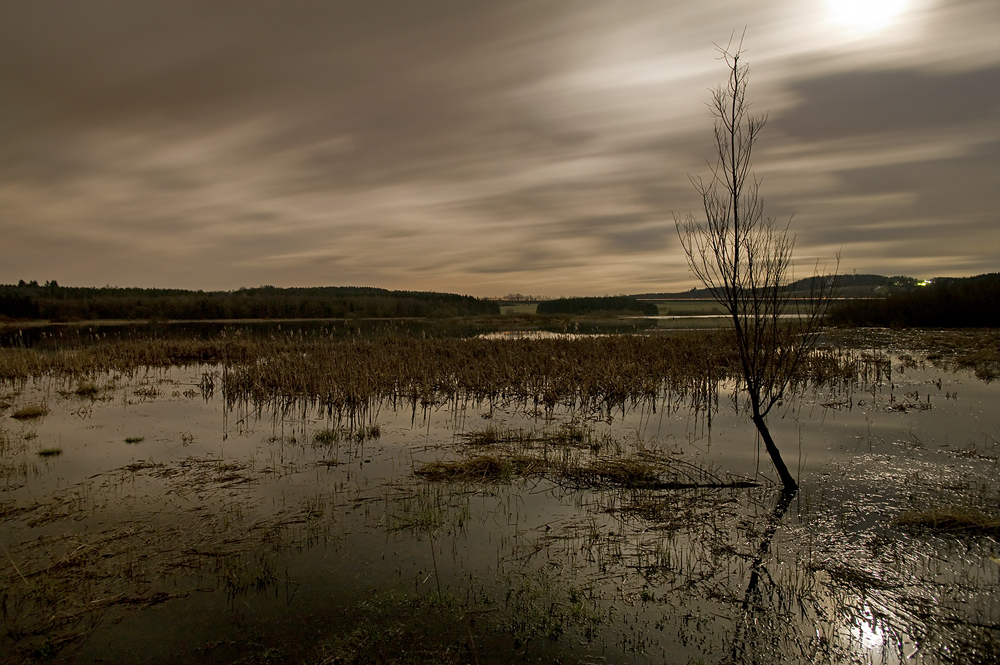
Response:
[221,333,742,416]
[0,330,883,420]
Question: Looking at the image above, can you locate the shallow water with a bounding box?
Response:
[0,316,661,350]
[1,334,997,664]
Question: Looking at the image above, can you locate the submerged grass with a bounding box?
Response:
[893,506,1000,536]
[0,454,319,663]
[313,578,604,665]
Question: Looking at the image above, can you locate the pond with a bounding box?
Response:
[1,327,997,664]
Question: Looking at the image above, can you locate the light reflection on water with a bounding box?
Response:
[1,341,997,664]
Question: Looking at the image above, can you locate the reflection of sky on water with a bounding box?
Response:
[2,345,997,663]
[850,610,888,652]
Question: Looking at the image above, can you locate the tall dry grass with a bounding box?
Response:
[219,333,741,415]
[0,331,880,417]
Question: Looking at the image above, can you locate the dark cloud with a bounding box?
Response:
[1,2,566,185]
[773,66,1000,140]
[835,139,1000,215]
[780,135,999,274]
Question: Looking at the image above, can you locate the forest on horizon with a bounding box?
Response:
[1,273,997,328]
[0,282,499,322]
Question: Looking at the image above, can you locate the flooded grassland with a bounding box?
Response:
[1,327,998,664]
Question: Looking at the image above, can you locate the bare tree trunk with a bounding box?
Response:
[751,412,796,491]
[675,37,836,493]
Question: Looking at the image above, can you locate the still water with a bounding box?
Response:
[1,329,997,664]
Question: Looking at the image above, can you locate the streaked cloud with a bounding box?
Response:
[1,0,997,295]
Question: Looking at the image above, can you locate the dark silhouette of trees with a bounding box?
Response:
[675,40,837,493]
[0,283,499,322]
[827,273,1000,327]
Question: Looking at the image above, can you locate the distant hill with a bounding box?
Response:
[0,282,499,322]
[632,272,1000,327]
[633,274,923,300]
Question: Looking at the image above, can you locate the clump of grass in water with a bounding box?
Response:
[893,506,1000,536]
[11,403,48,420]
[74,380,99,398]
[461,423,607,451]
[415,454,547,482]
[124,436,144,444]
[560,458,661,489]
[499,569,605,645]
[313,424,381,446]
[461,425,533,447]
[312,428,342,445]
[414,451,751,492]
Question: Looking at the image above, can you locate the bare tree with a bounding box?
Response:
[676,40,837,493]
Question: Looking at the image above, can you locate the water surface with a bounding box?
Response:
[1,330,997,664]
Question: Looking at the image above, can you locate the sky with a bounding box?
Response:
[1,1,998,297]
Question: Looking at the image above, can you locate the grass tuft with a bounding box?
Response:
[11,403,48,420]
[415,454,546,482]
[313,424,381,446]
[74,380,100,397]
[893,506,1000,536]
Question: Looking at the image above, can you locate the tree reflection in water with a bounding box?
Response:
[728,488,800,665]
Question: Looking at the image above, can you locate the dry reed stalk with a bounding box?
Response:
[1,332,876,420]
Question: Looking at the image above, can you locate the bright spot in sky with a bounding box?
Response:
[826,0,908,34]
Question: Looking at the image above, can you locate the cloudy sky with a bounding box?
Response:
[2,1,998,297]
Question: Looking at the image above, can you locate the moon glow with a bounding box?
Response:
[826,0,908,34]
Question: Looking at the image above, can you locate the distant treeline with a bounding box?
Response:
[826,273,1000,328]
[0,281,499,321]
[536,296,659,317]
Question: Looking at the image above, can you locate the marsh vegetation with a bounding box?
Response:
[0,324,997,664]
